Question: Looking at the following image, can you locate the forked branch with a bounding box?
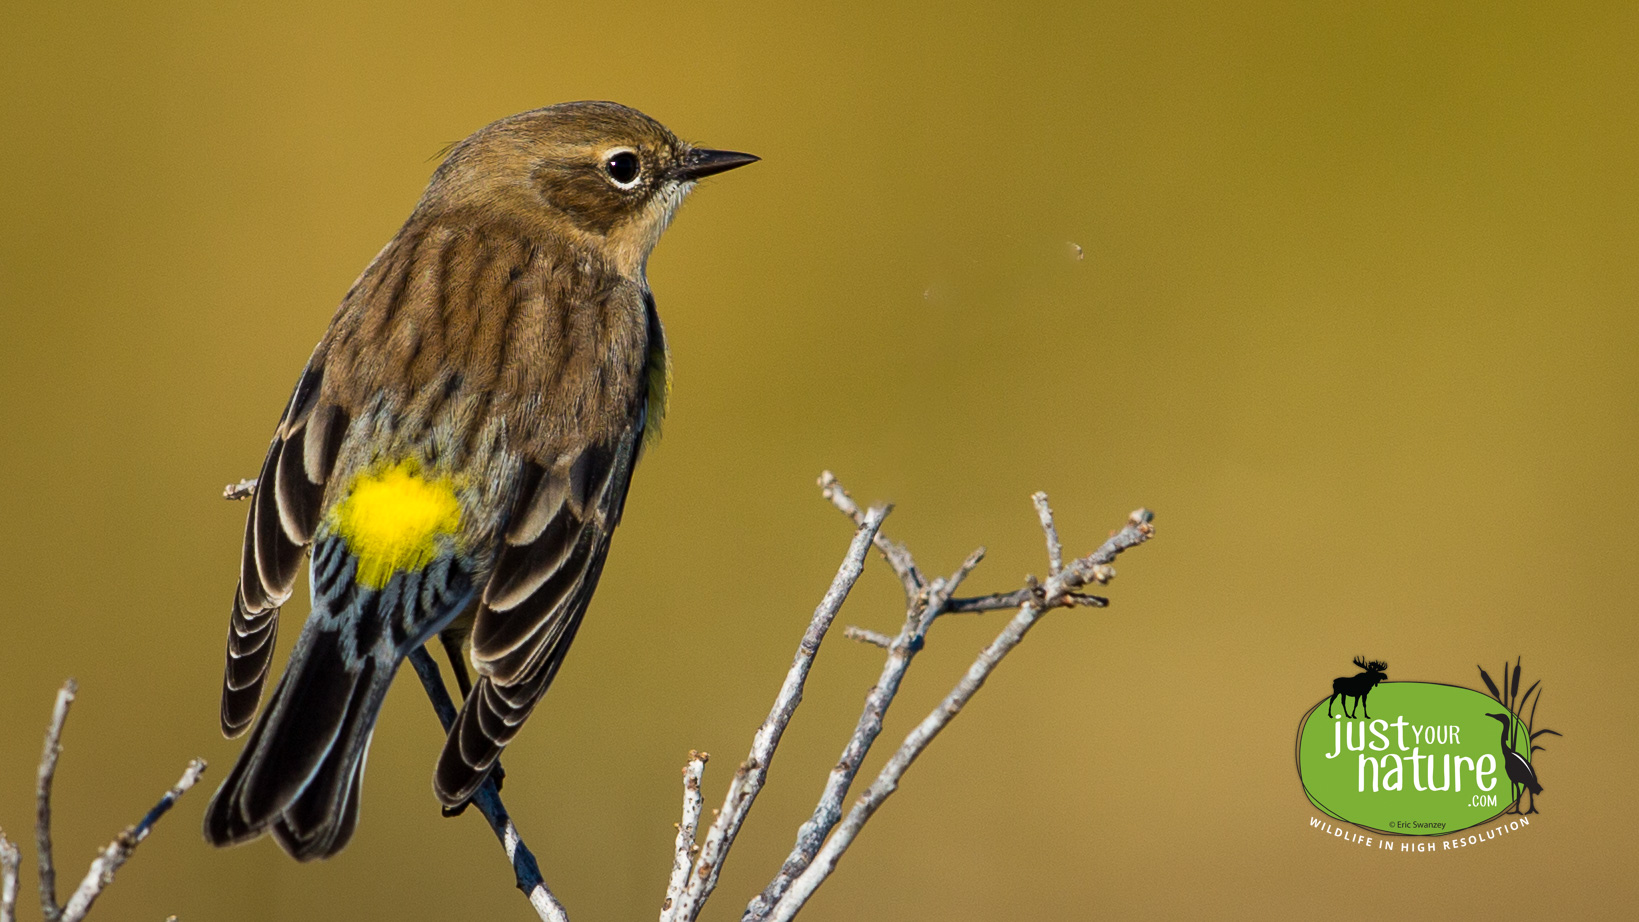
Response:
[661,506,889,922]
[0,681,205,922]
[666,474,1152,922]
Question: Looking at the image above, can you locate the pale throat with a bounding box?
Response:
[606,180,694,279]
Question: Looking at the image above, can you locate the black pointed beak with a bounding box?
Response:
[675,148,759,181]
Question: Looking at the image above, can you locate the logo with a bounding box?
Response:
[1296,657,1561,840]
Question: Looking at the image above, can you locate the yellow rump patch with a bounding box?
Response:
[332,461,462,589]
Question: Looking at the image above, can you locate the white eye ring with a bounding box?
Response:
[602,147,642,189]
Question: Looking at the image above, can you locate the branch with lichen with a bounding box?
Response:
[0,680,205,922]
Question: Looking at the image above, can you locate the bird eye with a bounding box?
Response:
[604,150,641,187]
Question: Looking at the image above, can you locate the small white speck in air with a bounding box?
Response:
[1066,241,1085,261]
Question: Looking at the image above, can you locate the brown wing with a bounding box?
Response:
[432,430,638,806]
[221,362,350,737]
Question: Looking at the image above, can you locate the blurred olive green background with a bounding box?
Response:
[3,2,1636,920]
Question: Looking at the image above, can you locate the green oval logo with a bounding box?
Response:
[1296,682,1533,835]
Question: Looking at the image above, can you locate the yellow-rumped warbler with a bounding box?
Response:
[203,102,756,859]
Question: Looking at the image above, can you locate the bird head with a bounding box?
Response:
[420,101,757,277]
[1484,712,1511,725]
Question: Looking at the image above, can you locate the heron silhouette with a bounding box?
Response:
[1485,712,1543,814]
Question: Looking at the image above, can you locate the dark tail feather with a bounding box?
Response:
[204,618,395,860]
[271,730,372,859]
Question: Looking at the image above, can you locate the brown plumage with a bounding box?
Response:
[205,102,756,859]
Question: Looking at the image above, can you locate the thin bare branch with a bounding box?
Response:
[57,759,206,922]
[945,547,986,596]
[222,478,257,501]
[16,682,209,922]
[915,547,985,634]
[842,627,893,648]
[665,505,888,922]
[407,649,568,922]
[1065,509,1154,579]
[747,631,911,917]
[817,472,922,600]
[763,504,1154,922]
[661,753,708,917]
[942,589,1033,613]
[1,830,18,922]
[1032,492,1063,576]
[747,606,917,918]
[942,587,1105,611]
[768,606,1040,920]
[745,540,987,921]
[35,680,75,922]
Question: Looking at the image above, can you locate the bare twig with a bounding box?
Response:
[761,497,1154,922]
[842,627,893,648]
[661,753,708,916]
[663,506,888,922]
[35,680,74,922]
[914,547,985,635]
[1,830,19,922]
[818,472,922,601]
[13,681,207,922]
[944,586,1115,612]
[1062,509,1153,582]
[222,478,257,501]
[1033,492,1063,576]
[406,649,568,922]
[747,542,984,920]
[940,589,1035,613]
[57,760,206,922]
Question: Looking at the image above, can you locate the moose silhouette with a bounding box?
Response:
[1326,657,1388,719]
